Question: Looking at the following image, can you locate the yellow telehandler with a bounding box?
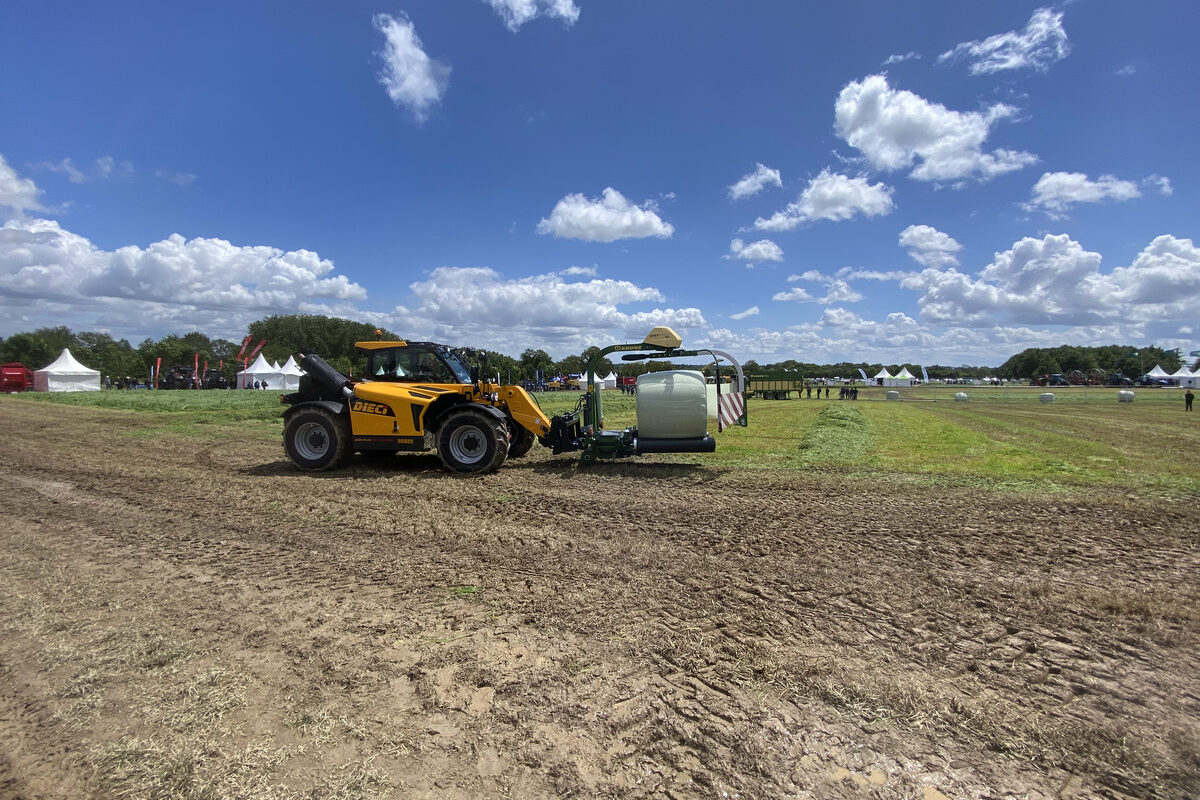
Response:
[280,327,746,475]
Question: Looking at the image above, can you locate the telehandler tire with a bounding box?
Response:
[507,423,535,458]
[437,407,509,474]
[284,408,351,471]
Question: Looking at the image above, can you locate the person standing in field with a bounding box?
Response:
[1187,389,1195,411]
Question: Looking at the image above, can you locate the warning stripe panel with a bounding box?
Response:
[717,392,745,431]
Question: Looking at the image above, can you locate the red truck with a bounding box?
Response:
[1,363,34,392]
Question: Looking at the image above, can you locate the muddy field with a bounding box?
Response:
[1,399,1197,800]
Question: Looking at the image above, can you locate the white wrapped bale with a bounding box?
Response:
[886,391,900,401]
[1039,392,1055,403]
[1118,390,1135,403]
[955,392,969,401]
[637,370,708,439]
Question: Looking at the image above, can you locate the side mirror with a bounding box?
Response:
[470,366,480,384]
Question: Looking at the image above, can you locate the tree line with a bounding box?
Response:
[995,344,1184,380]
[0,314,1187,385]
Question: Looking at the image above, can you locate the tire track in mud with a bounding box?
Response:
[1,400,1198,798]
[0,666,93,800]
[483,468,1200,796]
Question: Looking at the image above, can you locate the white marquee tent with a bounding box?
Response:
[238,352,283,389]
[278,355,305,391]
[1148,364,1171,378]
[1171,365,1196,388]
[34,348,101,392]
[601,371,618,389]
[886,367,916,387]
[872,367,892,385]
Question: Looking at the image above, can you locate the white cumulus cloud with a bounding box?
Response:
[728,163,782,200]
[0,158,701,357]
[1025,172,1142,217]
[380,266,705,356]
[818,279,863,304]
[730,305,759,320]
[483,0,580,32]
[1143,174,1173,196]
[0,155,44,216]
[782,270,864,305]
[939,8,1070,75]
[725,238,783,265]
[903,233,1200,328]
[899,224,962,267]
[374,13,451,123]
[837,267,913,282]
[156,170,197,187]
[36,158,86,184]
[34,156,133,184]
[0,217,366,311]
[754,170,894,231]
[772,287,814,302]
[537,187,674,242]
[1106,235,1200,310]
[905,234,1105,326]
[835,74,1037,182]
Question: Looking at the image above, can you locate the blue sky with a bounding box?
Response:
[1,1,1196,365]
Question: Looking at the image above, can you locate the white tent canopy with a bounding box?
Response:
[1148,364,1170,377]
[238,352,283,389]
[34,348,101,392]
[885,367,915,387]
[601,371,618,389]
[1170,365,1193,378]
[278,355,305,391]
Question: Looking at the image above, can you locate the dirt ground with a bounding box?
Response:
[1,399,1197,800]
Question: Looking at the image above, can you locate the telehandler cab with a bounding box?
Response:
[279,327,747,475]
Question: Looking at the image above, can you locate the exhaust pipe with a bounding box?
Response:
[299,353,354,399]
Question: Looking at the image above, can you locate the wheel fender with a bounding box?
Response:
[431,400,508,430]
[283,399,347,420]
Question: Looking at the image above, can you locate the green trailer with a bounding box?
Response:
[747,373,805,400]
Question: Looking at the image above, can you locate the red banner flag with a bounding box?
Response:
[236,334,253,360]
[155,357,161,388]
[247,339,266,360]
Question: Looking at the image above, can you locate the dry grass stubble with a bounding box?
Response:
[0,398,1197,799]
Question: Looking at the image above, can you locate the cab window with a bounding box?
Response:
[370,347,456,383]
[371,350,408,380]
[408,348,454,383]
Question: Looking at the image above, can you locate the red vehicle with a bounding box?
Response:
[0,363,34,392]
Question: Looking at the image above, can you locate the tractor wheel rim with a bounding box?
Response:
[294,421,330,460]
[448,425,486,463]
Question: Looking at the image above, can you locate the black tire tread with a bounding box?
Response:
[507,422,536,458]
[437,407,509,474]
[284,408,351,471]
